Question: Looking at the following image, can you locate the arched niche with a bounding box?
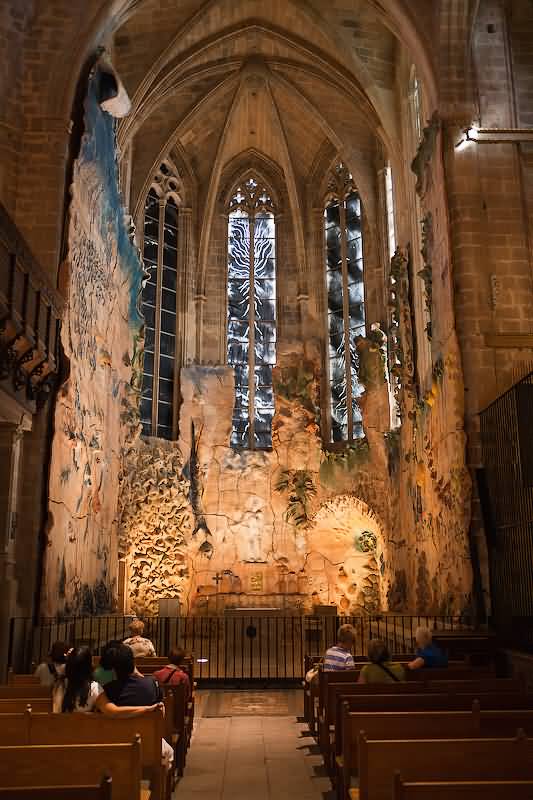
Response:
[304,494,388,614]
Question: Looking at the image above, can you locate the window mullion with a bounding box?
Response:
[340,200,353,440]
[153,197,165,435]
[249,214,256,449]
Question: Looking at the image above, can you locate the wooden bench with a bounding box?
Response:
[0,685,52,699]
[319,678,525,767]
[0,698,52,713]
[0,738,143,800]
[322,687,533,773]
[6,673,40,686]
[303,655,322,734]
[406,666,495,681]
[338,707,478,800]
[337,704,533,800]
[356,734,533,800]
[160,682,191,777]
[31,710,168,800]
[0,776,112,799]
[393,774,533,800]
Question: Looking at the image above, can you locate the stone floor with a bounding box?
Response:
[174,691,333,800]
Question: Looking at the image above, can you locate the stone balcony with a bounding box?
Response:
[0,203,63,413]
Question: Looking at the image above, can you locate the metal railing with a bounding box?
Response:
[480,370,533,654]
[8,613,471,682]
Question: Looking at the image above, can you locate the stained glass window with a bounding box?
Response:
[140,188,178,439]
[227,177,276,449]
[324,164,366,442]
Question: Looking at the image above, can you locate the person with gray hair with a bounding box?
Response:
[123,618,156,658]
[323,624,356,671]
[407,626,448,670]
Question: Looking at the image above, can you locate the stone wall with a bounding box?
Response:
[41,65,144,616]
[119,352,394,616]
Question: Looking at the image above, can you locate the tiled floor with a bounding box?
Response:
[175,692,332,800]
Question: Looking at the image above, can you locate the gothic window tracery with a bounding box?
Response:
[140,164,181,439]
[227,176,277,450]
[324,163,366,443]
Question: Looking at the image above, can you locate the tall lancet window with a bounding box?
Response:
[140,183,179,440]
[227,177,276,449]
[324,164,366,443]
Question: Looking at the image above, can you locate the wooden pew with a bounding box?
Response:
[357,734,533,800]
[6,672,40,687]
[0,698,52,713]
[337,707,479,800]
[160,682,191,777]
[0,685,51,699]
[0,712,30,745]
[319,678,525,767]
[0,776,112,799]
[338,703,533,800]
[322,687,533,773]
[406,666,495,681]
[28,711,168,800]
[393,774,533,800]
[0,738,143,800]
[303,654,322,734]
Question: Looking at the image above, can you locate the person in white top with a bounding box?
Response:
[34,641,67,687]
[123,618,156,658]
[53,646,102,713]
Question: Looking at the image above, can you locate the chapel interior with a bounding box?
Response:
[1,0,533,796]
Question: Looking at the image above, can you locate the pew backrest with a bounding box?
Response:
[0,698,52,713]
[0,685,51,699]
[359,735,533,800]
[0,713,29,746]
[393,774,533,800]
[480,709,533,736]
[6,674,40,687]
[0,776,112,799]
[336,691,533,715]
[0,739,142,800]
[340,706,479,767]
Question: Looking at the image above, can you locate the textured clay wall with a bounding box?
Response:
[41,66,144,616]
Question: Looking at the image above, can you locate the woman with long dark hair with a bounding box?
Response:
[53,646,102,713]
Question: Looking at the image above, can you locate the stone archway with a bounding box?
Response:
[302,494,388,614]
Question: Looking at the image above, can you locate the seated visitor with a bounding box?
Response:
[96,643,173,768]
[152,647,191,698]
[53,646,102,713]
[123,618,156,657]
[323,625,356,671]
[34,641,67,687]
[358,639,405,683]
[93,639,121,686]
[408,626,448,670]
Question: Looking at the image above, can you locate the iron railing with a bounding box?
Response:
[480,370,533,653]
[8,613,471,682]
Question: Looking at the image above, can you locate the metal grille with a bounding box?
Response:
[8,613,469,683]
[480,371,533,652]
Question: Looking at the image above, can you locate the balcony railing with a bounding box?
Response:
[0,203,63,411]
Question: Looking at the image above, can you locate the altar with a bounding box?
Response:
[193,591,308,616]
[224,607,283,617]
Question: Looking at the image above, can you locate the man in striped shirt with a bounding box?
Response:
[323,625,356,671]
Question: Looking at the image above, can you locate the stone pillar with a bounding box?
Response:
[0,422,25,679]
[178,207,195,364]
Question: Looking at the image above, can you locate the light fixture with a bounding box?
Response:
[455,124,478,150]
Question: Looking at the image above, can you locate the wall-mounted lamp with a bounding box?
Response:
[463,126,533,145]
[455,124,479,150]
